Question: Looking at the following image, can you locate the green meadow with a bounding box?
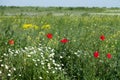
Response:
[0,6,120,80]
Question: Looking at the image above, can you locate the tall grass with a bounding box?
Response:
[0,14,120,80]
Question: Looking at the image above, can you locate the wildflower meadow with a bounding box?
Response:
[0,7,120,80]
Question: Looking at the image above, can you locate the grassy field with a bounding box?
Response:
[0,6,120,80]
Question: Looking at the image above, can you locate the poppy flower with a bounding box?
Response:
[100,35,105,41]
[60,38,69,44]
[46,33,53,39]
[107,53,112,59]
[94,51,99,58]
[8,39,14,45]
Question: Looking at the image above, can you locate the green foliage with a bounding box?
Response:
[0,7,120,79]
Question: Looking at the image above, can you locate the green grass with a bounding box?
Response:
[0,7,120,80]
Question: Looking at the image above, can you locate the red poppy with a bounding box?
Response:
[107,53,112,59]
[60,38,69,44]
[46,33,53,39]
[8,39,14,45]
[100,35,105,41]
[94,51,99,58]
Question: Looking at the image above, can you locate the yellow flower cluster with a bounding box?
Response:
[22,24,51,30]
[23,24,39,30]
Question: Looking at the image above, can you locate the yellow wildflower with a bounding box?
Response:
[23,24,39,30]
[23,24,33,29]
[41,24,51,30]
[34,25,39,30]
